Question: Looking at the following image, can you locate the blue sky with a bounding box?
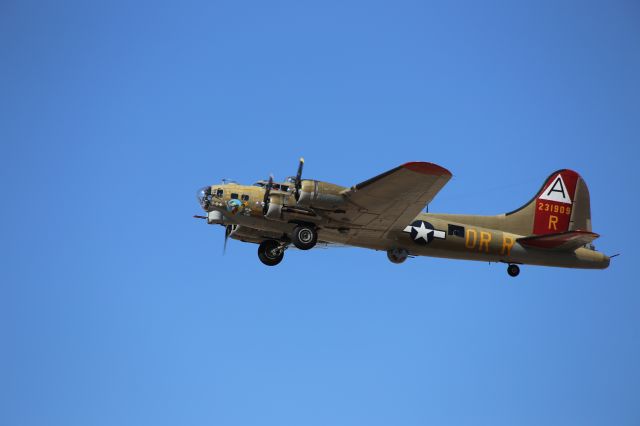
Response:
[1,1,639,425]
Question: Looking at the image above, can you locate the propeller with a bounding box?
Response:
[294,157,304,200]
[223,224,233,254]
[262,174,274,215]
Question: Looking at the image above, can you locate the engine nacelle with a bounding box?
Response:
[228,225,282,244]
[207,210,224,224]
[265,193,285,220]
[296,180,345,209]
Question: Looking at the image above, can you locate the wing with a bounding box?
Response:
[517,230,599,251]
[335,162,452,240]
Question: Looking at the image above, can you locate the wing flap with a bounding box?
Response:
[517,230,599,251]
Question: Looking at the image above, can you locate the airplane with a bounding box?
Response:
[194,159,611,276]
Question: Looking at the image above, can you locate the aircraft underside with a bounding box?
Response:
[213,213,609,277]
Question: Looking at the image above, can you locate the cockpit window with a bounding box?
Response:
[241,194,249,201]
[215,188,224,197]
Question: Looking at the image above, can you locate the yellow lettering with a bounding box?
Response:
[465,229,477,249]
[501,236,515,256]
[549,215,558,230]
[479,232,492,253]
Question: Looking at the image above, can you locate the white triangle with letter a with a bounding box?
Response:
[539,174,572,204]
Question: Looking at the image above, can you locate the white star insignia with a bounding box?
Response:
[412,221,433,242]
[403,221,446,242]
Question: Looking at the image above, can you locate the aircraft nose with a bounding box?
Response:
[197,186,212,210]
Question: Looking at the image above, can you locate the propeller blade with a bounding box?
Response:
[262,174,274,215]
[296,157,304,183]
[223,224,231,255]
[295,157,304,198]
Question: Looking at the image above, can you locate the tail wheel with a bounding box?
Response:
[258,240,284,266]
[291,225,318,250]
[507,264,520,277]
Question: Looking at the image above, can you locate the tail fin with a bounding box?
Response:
[505,170,592,236]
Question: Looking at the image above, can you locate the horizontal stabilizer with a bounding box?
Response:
[517,230,599,251]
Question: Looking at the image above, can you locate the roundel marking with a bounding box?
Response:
[409,220,436,245]
[403,220,447,245]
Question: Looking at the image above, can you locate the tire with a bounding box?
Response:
[291,225,318,250]
[507,264,520,277]
[258,240,284,266]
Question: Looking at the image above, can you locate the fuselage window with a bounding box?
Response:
[448,224,465,237]
[216,189,224,197]
[241,194,249,201]
[230,193,239,199]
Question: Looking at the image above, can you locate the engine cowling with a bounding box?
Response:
[264,193,284,220]
[296,180,345,209]
[207,210,224,224]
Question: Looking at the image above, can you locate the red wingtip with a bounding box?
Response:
[402,162,452,176]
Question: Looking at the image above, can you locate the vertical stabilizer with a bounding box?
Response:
[505,170,592,236]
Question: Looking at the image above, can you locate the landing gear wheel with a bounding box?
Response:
[258,240,284,266]
[507,264,520,277]
[291,225,318,250]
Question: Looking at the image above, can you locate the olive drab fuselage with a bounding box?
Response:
[195,160,611,275]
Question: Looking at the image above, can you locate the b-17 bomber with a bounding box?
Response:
[194,159,611,277]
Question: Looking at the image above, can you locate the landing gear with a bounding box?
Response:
[258,240,285,266]
[291,224,318,250]
[507,264,520,277]
[387,248,409,264]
